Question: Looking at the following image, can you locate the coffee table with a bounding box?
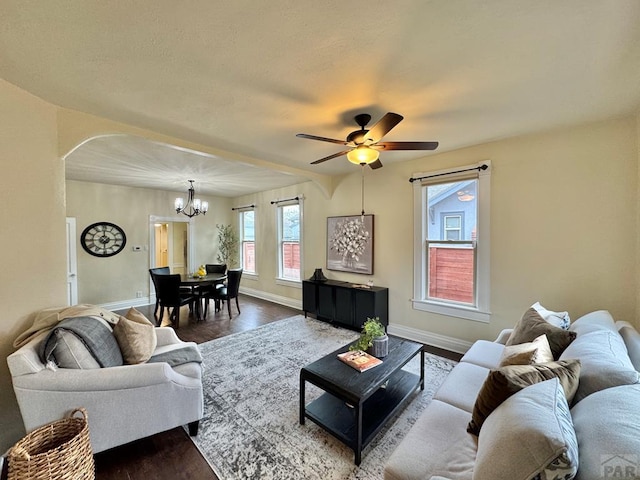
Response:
[299,336,424,465]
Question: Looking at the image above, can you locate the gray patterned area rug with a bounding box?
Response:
[189,315,456,480]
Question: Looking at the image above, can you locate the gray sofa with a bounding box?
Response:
[8,324,203,453]
[385,310,640,480]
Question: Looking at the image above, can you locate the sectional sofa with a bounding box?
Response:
[385,309,640,480]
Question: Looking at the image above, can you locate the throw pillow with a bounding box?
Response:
[506,308,576,359]
[560,329,640,404]
[531,301,571,330]
[467,359,581,435]
[113,314,157,364]
[499,334,554,367]
[51,329,101,369]
[125,306,154,326]
[474,378,578,480]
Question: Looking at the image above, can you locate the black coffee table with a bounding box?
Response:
[299,336,424,465]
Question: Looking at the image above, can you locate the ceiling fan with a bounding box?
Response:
[296,112,438,169]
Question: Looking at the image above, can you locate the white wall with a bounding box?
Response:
[0,79,67,450]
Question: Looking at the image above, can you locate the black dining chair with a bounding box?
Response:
[149,267,170,323]
[154,274,197,328]
[199,264,227,313]
[205,263,227,274]
[204,268,243,318]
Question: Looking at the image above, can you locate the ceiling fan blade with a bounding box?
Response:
[376,141,439,150]
[368,159,383,170]
[310,150,351,165]
[363,112,404,143]
[296,133,348,145]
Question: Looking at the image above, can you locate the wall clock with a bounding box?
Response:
[81,222,127,257]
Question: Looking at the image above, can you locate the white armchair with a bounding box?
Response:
[7,327,203,453]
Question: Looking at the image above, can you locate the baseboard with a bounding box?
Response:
[99,296,152,311]
[238,286,302,310]
[387,323,473,354]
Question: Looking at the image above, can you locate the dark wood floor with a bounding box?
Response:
[96,295,461,480]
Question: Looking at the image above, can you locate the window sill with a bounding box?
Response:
[275,278,302,288]
[243,272,259,281]
[412,299,491,323]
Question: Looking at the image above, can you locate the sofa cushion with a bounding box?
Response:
[569,310,617,336]
[616,321,640,371]
[499,334,554,367]
[434,362,490,413]
[531,301,571,330]
[113,314,157,364]
[474,378,578,480]
[571,384,640,480]
[460,340,504,369]
[468,359,581,435]
[560,329,640,404]
[507,308,576,359]
[384,399,476,480]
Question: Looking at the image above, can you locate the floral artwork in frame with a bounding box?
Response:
[327,214,374,274]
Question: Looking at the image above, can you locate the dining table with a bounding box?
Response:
[179,273,227,320]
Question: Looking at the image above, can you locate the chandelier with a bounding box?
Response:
[175,180,208,218]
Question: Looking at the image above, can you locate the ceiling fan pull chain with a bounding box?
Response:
[361,164,366,218]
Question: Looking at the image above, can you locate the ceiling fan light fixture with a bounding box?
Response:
[347,145,379,165]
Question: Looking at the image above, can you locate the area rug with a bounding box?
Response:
[189,315,456,479]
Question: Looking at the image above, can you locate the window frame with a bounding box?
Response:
[238,208,257,276]
[275,198,303,287]
[412,161,491,322]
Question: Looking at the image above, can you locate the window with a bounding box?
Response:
[239,209,256,274]
[276,200,302,283]
[442,213,463,241]
[413,161,491,322]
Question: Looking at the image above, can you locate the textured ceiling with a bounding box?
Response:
[2,1,640,195]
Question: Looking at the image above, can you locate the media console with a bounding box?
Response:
[302,279,389,330]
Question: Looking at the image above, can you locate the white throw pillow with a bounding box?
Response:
[532,301,571,330]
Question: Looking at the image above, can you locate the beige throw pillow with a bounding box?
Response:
[467,359,581,436]
[113,312,157,364]
[506,308,576,359]
[499,334,554,367]
[125,307,154,326]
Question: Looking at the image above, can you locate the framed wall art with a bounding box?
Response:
[327,214,374,274]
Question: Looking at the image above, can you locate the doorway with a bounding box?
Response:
[152,221,189,274]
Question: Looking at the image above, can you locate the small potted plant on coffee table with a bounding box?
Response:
[350,317,388,358]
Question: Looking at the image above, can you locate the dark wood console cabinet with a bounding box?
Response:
[302,280,389,330]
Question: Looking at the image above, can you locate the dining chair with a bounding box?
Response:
[154,273,197,328]
[149,267,170,323]
[204,268,243,318]
[200,264,227,312]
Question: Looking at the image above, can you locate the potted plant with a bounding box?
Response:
[350,317,388,358]
[216,224,238,267]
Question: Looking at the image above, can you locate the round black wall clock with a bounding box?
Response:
[81,222,127,257]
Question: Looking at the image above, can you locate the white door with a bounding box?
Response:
[66,217,78,305]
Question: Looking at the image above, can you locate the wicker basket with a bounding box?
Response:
[8,408,95,480]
